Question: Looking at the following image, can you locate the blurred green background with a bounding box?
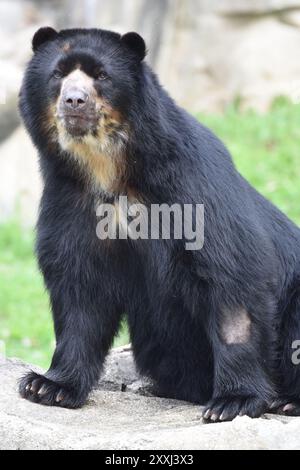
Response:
[1,97,299,369]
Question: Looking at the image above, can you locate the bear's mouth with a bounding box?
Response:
[59,113,98,137]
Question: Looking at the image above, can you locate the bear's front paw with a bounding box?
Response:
[269,397,300,416]
[19,371,86,409]
[202,396,268,422]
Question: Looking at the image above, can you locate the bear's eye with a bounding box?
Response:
[96,70,108,81]
[53,69,63,79]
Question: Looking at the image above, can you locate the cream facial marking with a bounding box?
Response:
[54,68,129,193]
[62,42,71,52]
[59,69,96,108]
[221,307,251,344]
[56,118,124,191]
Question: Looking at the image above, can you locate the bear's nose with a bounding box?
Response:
[64,89,89,110]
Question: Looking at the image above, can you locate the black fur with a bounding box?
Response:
[32,26,58,52]
[121,32,146,61]
[18,27,300,420]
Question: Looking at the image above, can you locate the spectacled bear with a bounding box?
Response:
[19,26,300,421]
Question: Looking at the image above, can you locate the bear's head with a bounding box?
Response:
[20,27,147,163]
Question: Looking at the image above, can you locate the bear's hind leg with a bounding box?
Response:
[202,301,276,422]
[270,289,300,416]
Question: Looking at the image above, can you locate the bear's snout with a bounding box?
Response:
[57,69,98,137]
[63,87,89,111]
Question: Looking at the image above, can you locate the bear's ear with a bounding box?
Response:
[121,32,146,61]
[32,27,58,52]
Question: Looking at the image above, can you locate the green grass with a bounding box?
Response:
[0,222,53,367]
[1,98,299,368]
[199,97,300,225]
[0,222,129,368]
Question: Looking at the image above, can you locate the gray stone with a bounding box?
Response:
[210,0,300,15]
[0,127,42,225]
[1,348,300,450]
[0,93,20,143]
[280,9,300,27]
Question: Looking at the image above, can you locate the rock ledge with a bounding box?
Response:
[0,347,299,450]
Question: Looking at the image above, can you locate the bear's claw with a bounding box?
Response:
[19,371,85,409]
